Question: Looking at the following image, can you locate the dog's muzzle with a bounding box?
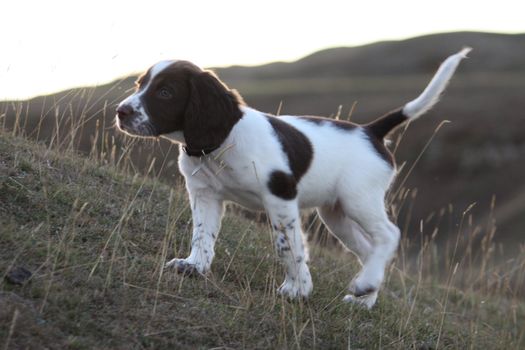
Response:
[115,102,157,138]
[116,104,135,121]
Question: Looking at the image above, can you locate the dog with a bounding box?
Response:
[115,49,470,308]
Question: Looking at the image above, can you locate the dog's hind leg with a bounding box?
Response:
[329,190,400,308]
[317,204,380,308]
[317,203,373,265]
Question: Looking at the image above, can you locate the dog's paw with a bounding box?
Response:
[343,291,378,310]
[277,274,313,299]
[165,258,206,277]
[348,282,378,298]
[348,270,382,298]
[346,273,380,309]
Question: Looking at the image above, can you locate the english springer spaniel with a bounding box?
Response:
[115,49,470,308]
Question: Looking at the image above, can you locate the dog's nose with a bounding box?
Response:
[116,104,134,120]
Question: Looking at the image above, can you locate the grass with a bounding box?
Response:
[1,121,524,349]
[0,76,524,348]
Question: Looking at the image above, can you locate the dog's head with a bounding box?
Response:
[116,60,244,154]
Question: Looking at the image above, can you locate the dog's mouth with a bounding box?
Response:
[115,115,159,138]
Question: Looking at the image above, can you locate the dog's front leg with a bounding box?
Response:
[166,191,224,276]
[264,196,313,299]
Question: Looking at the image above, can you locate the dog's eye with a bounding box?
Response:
[158,87,173,99]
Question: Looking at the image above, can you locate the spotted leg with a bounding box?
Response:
[165,190,224,276]
[264,195,312,299]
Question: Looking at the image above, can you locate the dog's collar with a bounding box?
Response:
[182,145,219,157]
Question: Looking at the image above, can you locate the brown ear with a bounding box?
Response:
[183,71,243,155]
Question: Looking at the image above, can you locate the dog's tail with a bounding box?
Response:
[367,48,471,140]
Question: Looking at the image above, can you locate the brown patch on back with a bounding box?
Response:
[266,115,313,181]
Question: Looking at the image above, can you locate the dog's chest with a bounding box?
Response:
[183,157,265,210]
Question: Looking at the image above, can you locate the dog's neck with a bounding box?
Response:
[160,131,222,157]
[160,105,248,157]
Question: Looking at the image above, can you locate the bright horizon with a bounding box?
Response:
[1,0,524,101]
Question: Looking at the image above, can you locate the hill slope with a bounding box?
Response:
[1,131,524,348]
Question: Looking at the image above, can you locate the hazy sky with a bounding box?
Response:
[1,0,524,100]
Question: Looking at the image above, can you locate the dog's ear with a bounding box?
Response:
[183,71,243,154]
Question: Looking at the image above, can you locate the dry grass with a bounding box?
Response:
[1,101,524,348]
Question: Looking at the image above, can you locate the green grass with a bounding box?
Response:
[1,131,524,349]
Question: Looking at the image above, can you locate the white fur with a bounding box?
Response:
[168,108,400,306]
[118,50,468,309]
[403,48,471,118]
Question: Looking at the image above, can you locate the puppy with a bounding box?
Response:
[116,49,470,308]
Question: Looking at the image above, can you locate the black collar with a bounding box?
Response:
[182,145,219,157]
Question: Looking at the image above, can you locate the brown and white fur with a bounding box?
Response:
[115,49,470,308]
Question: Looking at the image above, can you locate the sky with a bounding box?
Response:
[1,0,524,101]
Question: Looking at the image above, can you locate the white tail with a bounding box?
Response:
[403,48,471,119]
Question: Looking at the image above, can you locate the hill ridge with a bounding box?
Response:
[215,31,525,81]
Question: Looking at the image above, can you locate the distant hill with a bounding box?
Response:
[216,32,525,80]
[1,31,524,250]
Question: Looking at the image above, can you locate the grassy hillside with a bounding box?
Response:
[1,129,525,348]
